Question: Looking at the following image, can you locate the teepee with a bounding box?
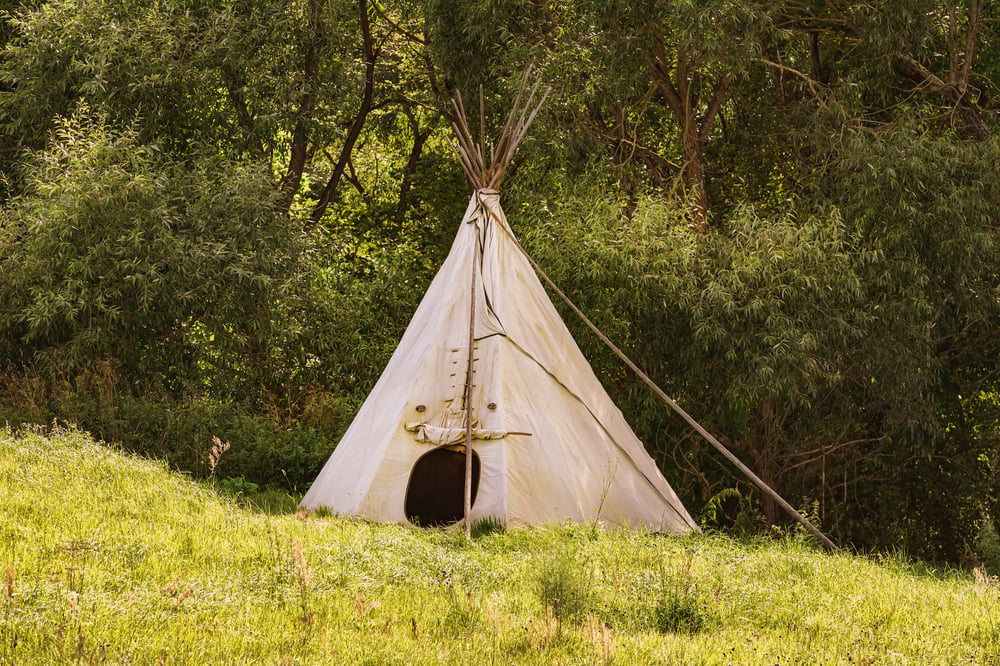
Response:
[300,79,698,534]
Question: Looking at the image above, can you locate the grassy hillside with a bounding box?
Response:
[1,426,997,665]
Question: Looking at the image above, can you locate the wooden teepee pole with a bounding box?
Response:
[463,220,478,538]
[445,72,548,537]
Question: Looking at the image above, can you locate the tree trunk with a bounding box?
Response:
[680,116,710,232]
[276,0,324,216]
[647,41,729,233]
[395,106,439,228]
[308,0,378,228]
[752,396,782,526]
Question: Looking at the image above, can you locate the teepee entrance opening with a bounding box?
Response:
[404,447,481,526]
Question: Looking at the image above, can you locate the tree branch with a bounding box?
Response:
[948,3,960,87]
[581,107,678,189]
[220,63,264,156]
[396,105,439,220]
[699,72,732,142]
[961,0,984,92]
[646,39,685,119]
[371,0,425,45]
[760,58,829,110]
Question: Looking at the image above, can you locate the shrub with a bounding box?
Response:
[652,554,712,634]
[535,548,596,623]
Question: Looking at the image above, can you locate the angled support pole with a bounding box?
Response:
[497,219,841,553]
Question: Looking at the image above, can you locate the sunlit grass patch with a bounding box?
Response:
[1,425,997,664]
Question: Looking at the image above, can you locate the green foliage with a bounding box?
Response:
[0,113,301,394]
[0,368,340,487]
[801,121,1000,560]
[0,100,440,486]
[513,150,1000,561]
[518,181,862,494]
[977,521,1000,575]
[0,0,357,154]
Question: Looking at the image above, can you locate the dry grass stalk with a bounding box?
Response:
[291,538,311,589]
[973,566,996,590]
[163,574,180,597]
[162,574,191,607]
[4,567,15,604]
[521,605,562,648]
[610,570,632,599]
[485,598,499,629]
[208,435,231,473]
[198,618,220,633]
[75,624,86,661]
[173,588,191,607]
[586,613,616,662]
[354,593,380,617]
[527,603,559,645]
[66,591,80,616]
[602,623,615,661]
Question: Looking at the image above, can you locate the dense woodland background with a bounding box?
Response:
[0,0,998,566]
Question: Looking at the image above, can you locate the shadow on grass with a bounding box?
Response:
[206,480,303,515]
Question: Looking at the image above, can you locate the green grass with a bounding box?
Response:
[2,425,998,665]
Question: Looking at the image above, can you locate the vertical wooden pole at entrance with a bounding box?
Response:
[463,212,479,539]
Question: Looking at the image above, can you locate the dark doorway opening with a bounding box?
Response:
[404,447,480,526]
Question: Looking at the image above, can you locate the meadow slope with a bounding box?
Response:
[1,426,997,665]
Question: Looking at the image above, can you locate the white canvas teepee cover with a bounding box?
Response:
[301,189,697,533]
